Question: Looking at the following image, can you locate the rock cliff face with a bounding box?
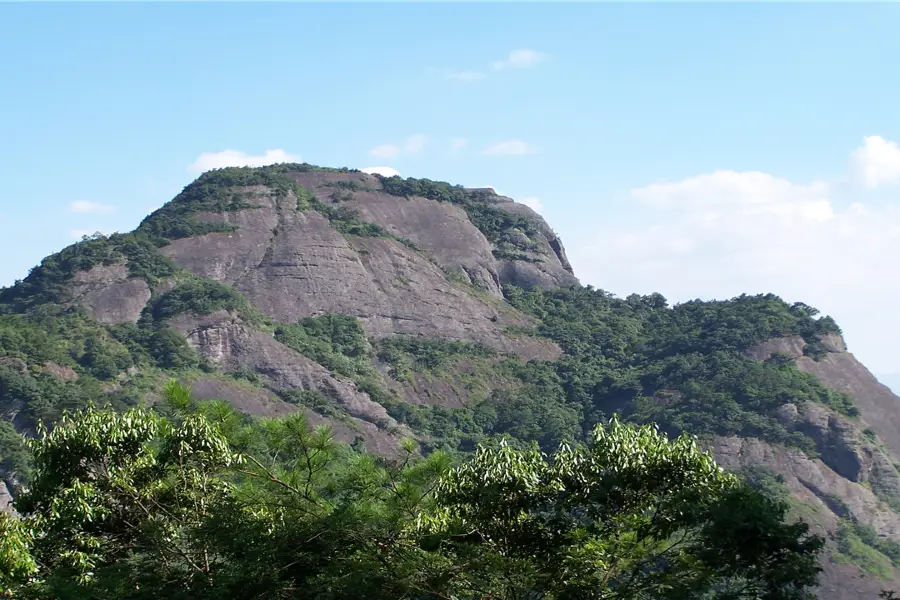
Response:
[743,333,900,593]
[159,173,564,360]
[2,163,900,598]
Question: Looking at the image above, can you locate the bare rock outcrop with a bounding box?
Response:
[747,333,900,459]
[170,311,397,426]
[43,361,78,382]
[0,481,13,514]
[483,195,579,289]
[161,185,560,362]
[189,376,402,457]
[338,188,504,296]
[0,357,28,375]
[69,264,151,324]
[713,432,900,539]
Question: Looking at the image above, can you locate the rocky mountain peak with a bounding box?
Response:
[2,163,900,598]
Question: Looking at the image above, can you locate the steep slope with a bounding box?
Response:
[2,162,900,597]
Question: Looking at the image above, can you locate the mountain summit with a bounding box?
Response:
[2,163,900,598]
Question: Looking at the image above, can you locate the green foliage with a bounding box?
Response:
[499,285,855,455]
[5,399,240,598]
[418,417,824,600]
[0,392,824,600]
[0,233,176,309]
[274,315,396,408]
[316,204,390,237]
[136,167,293,242]
[839,519,900,573]
[834,519,897,579]
[376,336,495,381]
[378,175,544,256]
[0,421,30,481]
[148,277,259,323]
[324,179,375,193]
[294,185,316,211]
[275,315,371,379]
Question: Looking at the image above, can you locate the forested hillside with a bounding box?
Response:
[1,163,899,598]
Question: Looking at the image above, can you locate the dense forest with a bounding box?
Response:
[0,164,896,597]
[0,381,822,599]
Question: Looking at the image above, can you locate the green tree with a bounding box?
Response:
[1,389,824,600]
[1,383,240,599]
[415,417,824,600]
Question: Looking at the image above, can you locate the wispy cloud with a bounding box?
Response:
[368,134,428,160]
[491,49,547,71]
[483,140,539,157]
[439,48,546,84]
[188,149,300,173]
[69,200,116,214]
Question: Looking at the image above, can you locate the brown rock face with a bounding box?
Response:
[712,434,900,596]
[70,264,151,324]
[160,181,560,361]
[747,333,900,459]
[168,311,408,456]
[188,376,401,457]
[0,357,28,375]
[43,361,78,382]
[745,333,900,596]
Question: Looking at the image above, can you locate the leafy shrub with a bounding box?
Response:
[149,278,258,323]
[835,520,896,578]
[0,233,177,308]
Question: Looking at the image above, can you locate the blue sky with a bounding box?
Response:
[2,3,900,389]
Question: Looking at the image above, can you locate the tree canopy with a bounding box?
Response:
[0,383,823,600]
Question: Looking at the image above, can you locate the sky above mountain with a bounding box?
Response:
[1,2,899,389]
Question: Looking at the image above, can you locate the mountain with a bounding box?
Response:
[2,163,900,599]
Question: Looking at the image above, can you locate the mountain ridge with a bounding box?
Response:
[2,162,900,598]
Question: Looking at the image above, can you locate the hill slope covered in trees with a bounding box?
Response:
[1,163,899,598]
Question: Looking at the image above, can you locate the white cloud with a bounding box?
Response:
[850,135,900,188]
[483,140,539,156]
[70,200,116,214]
[368,134,428,159]
[449,138,468,154]
[519,197,544,213]
[361,166,401,178]
[568,137,900,375]
[492,49,546,71]
[188,149,300,173]
[446,70,485,83]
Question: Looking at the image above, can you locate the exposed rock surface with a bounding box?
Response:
[712,434,900,596]
[161,182,560,361]
[70,264,151,324]
[0,357,28,375]
[745,333,900,595]
[0,481,13,514]
[169,311,407,456]
[189,376,402,457]
[747,333,900,459]
[43,361,78,381]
